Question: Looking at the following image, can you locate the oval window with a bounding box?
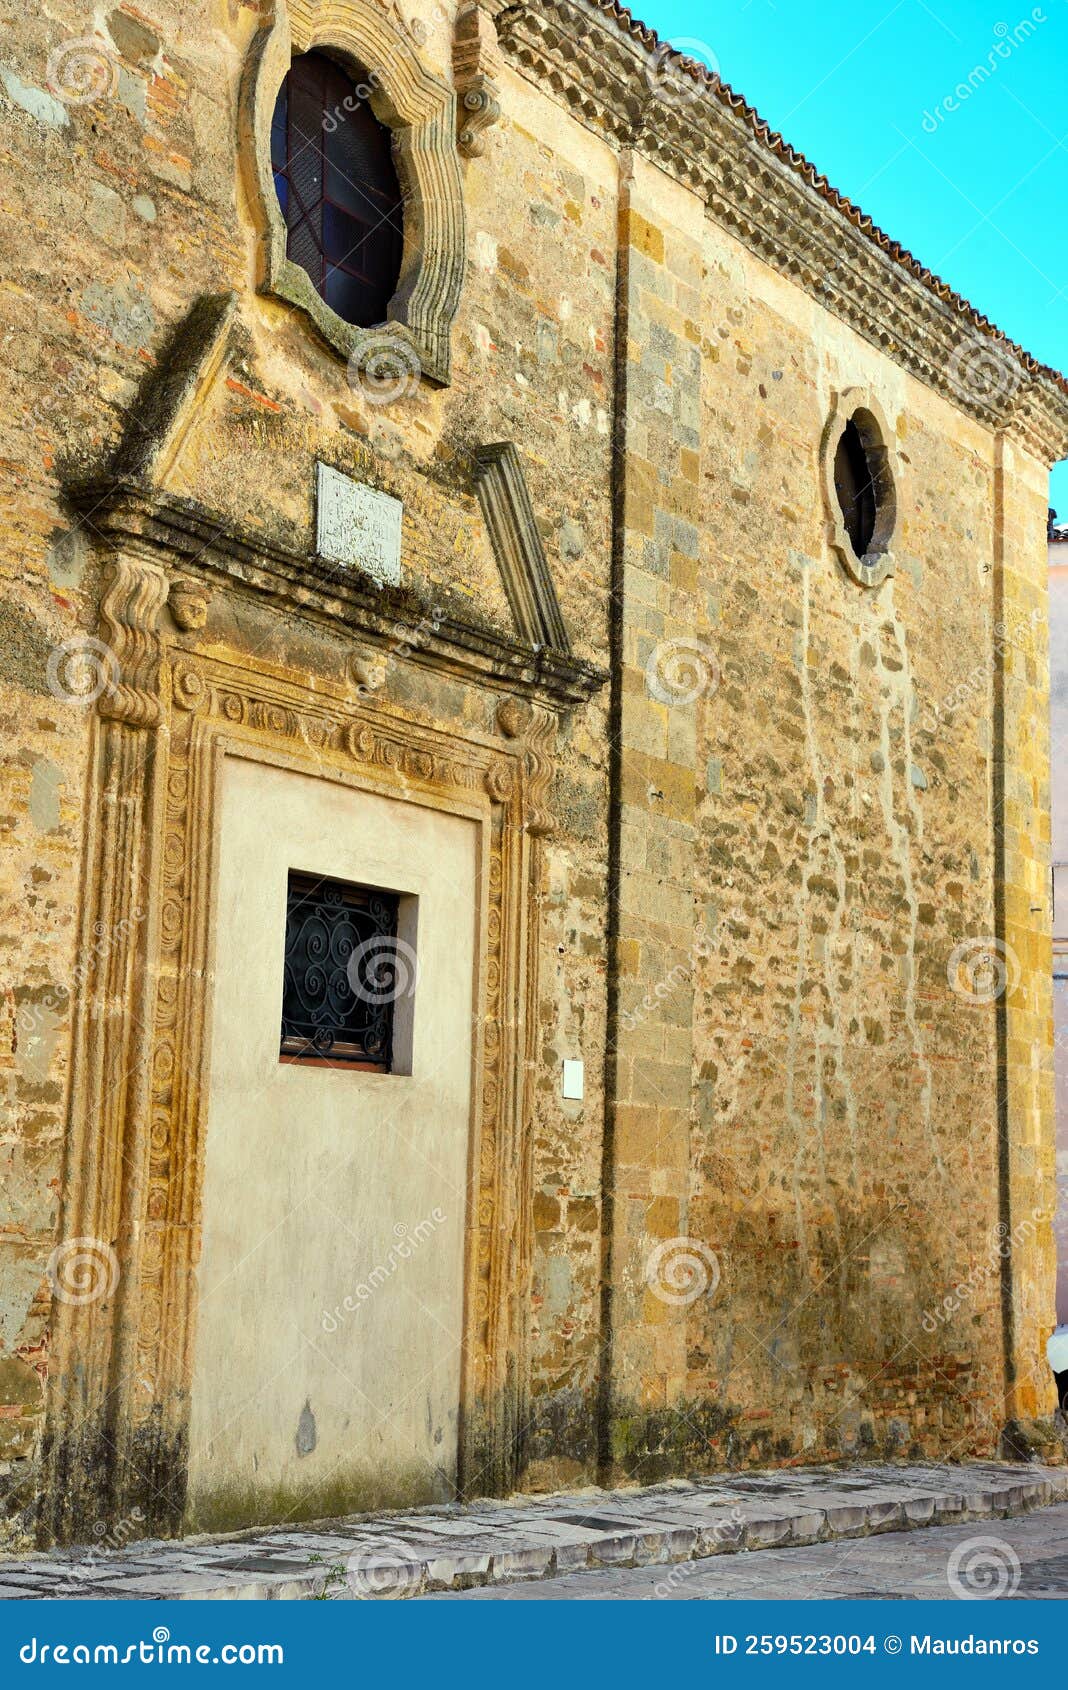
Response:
[834,416,877,560]
[270,51,404,329]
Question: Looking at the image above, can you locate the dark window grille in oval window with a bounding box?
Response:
[281,871,401,1069]
[834,417,878,559]
[270,50,404,329]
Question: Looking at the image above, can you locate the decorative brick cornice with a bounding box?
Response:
[488,0,1068,465]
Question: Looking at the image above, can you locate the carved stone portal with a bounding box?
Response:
[41,494,600,1542]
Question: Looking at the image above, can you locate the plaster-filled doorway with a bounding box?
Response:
[185,752,478,1533]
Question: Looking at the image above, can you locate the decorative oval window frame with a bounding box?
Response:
[240,3,466,385]
[820,388,899,588]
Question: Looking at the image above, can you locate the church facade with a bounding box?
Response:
[2,0,1067,1548]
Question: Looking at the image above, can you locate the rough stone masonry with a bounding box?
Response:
[0,0,1067,1551]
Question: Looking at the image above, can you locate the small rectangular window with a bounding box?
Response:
[280,871,401,1070]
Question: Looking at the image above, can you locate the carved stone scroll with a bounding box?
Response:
[453,2,501,157]
[97,555,170,726]
[522,705,558,840]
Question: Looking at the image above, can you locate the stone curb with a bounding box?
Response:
[2,1463,1066,1601]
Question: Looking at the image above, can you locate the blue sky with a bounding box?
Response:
[633,0,1068,512]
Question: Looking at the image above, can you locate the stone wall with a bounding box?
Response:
[598,141,1058,1477]
[0,0,1065,1547]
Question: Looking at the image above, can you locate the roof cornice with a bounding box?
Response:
[488,0,1068,466]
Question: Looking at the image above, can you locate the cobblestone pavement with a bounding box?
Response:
[1,1462,1065,1600]
[428,1502,1068,1600]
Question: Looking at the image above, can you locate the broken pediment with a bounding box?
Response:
[67,292,601,711]
[84,293,577,665]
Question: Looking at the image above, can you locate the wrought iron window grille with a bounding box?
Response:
[280,870,401,1069]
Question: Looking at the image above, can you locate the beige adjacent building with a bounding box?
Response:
[1,0,1067,1549]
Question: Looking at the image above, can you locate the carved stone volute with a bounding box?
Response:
[523,705,557,839]
[97,555,169,730]
[454,2,501,157]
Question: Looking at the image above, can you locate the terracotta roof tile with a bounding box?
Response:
[588,0,1067,394]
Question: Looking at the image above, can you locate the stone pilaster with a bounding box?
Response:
[601,153,707,1480]
[993,433,1058,1439]
[41,553,169,1542]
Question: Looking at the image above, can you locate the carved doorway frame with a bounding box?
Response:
[40,509,592,1542]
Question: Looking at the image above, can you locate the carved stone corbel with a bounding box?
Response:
[497,695,533,739]
[454,2,501,157]
[347,649,389,699]
[522,704,558,839]
[97,555,170,727]
[495,695,556,835]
